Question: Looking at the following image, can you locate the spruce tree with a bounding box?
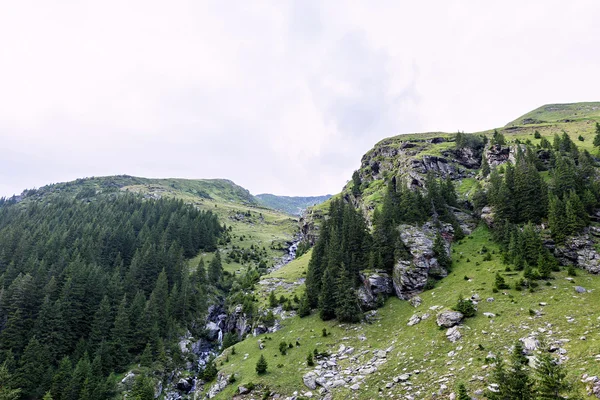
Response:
[0,362,21,400]
[255,354,268,375]
[457,383,470,400]
[534,351,569,399]
[131,375,154,400]
[208,251,223,284]
[506,341,533,400]
[335,268,361,323]
[594,122,600,147]
[481,152,490,177]
[111,296,131,372]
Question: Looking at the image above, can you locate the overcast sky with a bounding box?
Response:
[1,1,600,197]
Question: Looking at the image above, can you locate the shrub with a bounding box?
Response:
[306,352,314,366]
[279,341,288,355]
[453,295,476,318]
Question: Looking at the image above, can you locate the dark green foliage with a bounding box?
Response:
[268,291,278,308]
[453,296,476,318]
[278,342,287,355]
[131,375,154,400]
[255,354,268,375]
[0,362,21,400]
[492,130,506,146]
[534,351,570,399]
[481,152,491,177]
[297,293,311,317]
[208,251,223,285]
[594,122,600,147]
[352,171,362,196]
[455,131,485,152]
[489,341,576,400]
[495,273,510,290]
[433,233,451,271]
[0,192,225,398]
[140,343,153,368]
[457,383,470,400]
[222,332,238,350]
[202,358,218,382]
[306,352,314,367]
[306,199,369,321]
[534,130,542,139]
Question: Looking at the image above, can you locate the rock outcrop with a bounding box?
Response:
[357,271,394,310]
[393,223,452,300]
[554,230,600,274]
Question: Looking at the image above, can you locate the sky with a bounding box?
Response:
[1,1,600,197]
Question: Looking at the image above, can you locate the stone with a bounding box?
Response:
[407,314,422,326]
[446,326,462,343]
[303,372,317,390]
[397,373,411,382]
[487,297,495,302]
[409,296,423,308]
[176,378,192,392]
[375,350,387,358]
[239,385,251,395]
[205,321,221,341]
[436,311,464,328]
[575,286,587,293]
[483,312,496,318]
[520,337,540,354]
[350,384,360,391]
[330,379,346,388]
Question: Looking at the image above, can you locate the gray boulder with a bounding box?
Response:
[446,326,462,343]
[436,311,464,328]
[303,372,318,390]
[575,286,587,293]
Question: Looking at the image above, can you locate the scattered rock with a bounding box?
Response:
[409,296,423,307]
[408,314,422,326]
[446,327,462,343]
[303,372,317,390]
[575,286,587,293]
[437,311,464,328]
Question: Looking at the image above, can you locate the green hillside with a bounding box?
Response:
[506,102,600,126]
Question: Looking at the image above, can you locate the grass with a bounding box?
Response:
[210,226,600,399]
[506,102,600,126]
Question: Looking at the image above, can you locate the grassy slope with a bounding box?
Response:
[213,226,600,399]
[506,102,600,126]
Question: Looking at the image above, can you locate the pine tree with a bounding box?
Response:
[534,351,569,399]
[140,343,153,368]
[506,341,533,400]
[0,362,21,400]
[297,293,311,317]
[15,336,50,399]
[335,268,361,323]
[594,122,600,147]
[351,170,362,196]
[51,356,72,400]
[208,251,223,284]
[457,383,470,400]
[318,263,339,321]
[255,354,268,375]
[131,375,154,400]
[433,233,451,271]
[481,152,490,177]
[111,295,131,372]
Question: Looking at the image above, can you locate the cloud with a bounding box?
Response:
[1,1,599,197]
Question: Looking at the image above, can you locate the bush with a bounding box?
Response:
[567,266,577,276]
[453,295,476,318]
[495,273,510,290]
[306,352,314,366]
[279,341,288,355]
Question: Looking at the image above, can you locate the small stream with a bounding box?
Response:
[171,236,302,399]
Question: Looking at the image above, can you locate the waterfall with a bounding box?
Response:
[217,329,223,345]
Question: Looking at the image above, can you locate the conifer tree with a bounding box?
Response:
[208,251,223,284]
[594,122,600,148]
[255,354,268,375]
[534,351,569,399]
[335,268,361,323]
[318,263,339,321]
[51,356,72,400]
[111,296,131,371]
[0,362,21,400]
[506,341,533,400]
[481,152,491,177]
[457,383,470,400]
[131,375,154,400]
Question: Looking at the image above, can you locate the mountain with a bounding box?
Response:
[4,103,600,400]
[202,103,600,399]
[255,194,332,216]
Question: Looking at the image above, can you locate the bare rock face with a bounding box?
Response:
[481,206,495,228]
[357,271,394,310]
[486,144,511,167]
[554,230,600,274]
[436,311,464,328]
[393,223,452,300]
